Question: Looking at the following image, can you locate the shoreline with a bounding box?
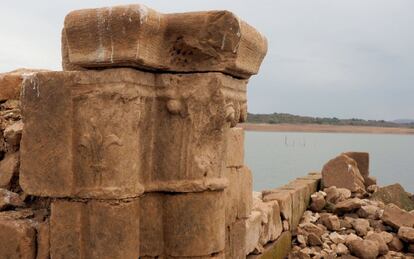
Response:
[239,123,414,135]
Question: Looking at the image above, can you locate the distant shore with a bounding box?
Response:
[240,123,414,135]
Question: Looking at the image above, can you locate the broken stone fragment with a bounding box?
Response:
[366,232,389,255]
[348,239,379,259]
[320,214,341,231]
[322,154,365,193]
[4,121,23,152]
[0,152,19,189]
[310,192,326,212]
[381,203,414,230]
[351,218,370,237]
[62,5,268,79]
[0,188,25,210]
[388,235,404,252]
[324,186,351,204]
[371,183,414,212]
[334,198,364,214]
[397,226,414,243]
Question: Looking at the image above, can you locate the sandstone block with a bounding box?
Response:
[140,193,164,258]
[0,218,36,259]
[253,200,283,246]
[279,182,309,230]
[371,183,414,211]
[21,70,246,198]
[321,154,365,192]
[334,198,364,214]
[262,190,292,224]
[382,204,414,229]
[36,221,50,259]
[366,232,389,255]
[50,199,140,259]
[20,70,146,199]
[225,127,244,168]
[226,219,247,259]
[224,166,252,224]
[343,152,369,177]
[245,210,264,255]
[0,152,19,189]
[164,191,225,257]
[247,231,292,259]
[62,5,268,79]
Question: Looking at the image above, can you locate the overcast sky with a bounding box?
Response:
[1,1,413,120]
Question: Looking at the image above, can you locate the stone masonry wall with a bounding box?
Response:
[0,3,273,259]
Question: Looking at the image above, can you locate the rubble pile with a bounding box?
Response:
[289,152,414,259]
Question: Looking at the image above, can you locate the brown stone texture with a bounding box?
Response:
[371,183,414,211]
[62,5,268,79]
[397,226,414,243]
[225,127,245,168]
[322,154,365,192]
[20,69,247,199]
[0,69,46,101]
[247,231,292,259]
[50,199,140,259]
[164,191,225,257]
[382,204,414,229]
[0,218,36,259]
[343,152,369,177]
[226,219,247,259]
[0,151,19,189]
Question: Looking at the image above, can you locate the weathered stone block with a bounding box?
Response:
[253,200,283,246]
[226,219,247,259]
[224,166,252,224]
[247,231,292,259]
[225,127,244,168]
[20,70,148,199]
[36,221,50,259]
[262,190,292,225]
[164,191,225,257]
[245,210,264,255]
[344,152,369,177]
[62,5,268,79]
[50,199,140,259]
[322,154,365,192]
[279,182,309,230]
[140,193,164,258]
[0,218,36,259]
[372,183,414,211]
[21,70,246,198]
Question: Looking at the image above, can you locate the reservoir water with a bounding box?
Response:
[245,131,414,193]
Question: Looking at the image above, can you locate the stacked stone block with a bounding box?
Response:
[2,4,268,259]
[245,172,322,258]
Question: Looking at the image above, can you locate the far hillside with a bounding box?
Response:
[247,113,414,128]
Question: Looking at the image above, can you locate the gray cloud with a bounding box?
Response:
[1,0,413,120]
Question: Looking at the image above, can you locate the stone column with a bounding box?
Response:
[20,4,267,259]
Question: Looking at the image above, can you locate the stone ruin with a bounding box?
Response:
[0,4,327,259]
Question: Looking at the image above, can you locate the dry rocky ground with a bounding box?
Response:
[289,153,414,259]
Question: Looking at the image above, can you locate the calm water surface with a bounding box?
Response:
[245,131,414,193]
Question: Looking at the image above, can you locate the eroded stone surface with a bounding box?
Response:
[371,183,414,212]
[322,154,365,192]
[0,218,36,259]
[62,5,268,79]
[50,199,140,259]
[20,69,247,198]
